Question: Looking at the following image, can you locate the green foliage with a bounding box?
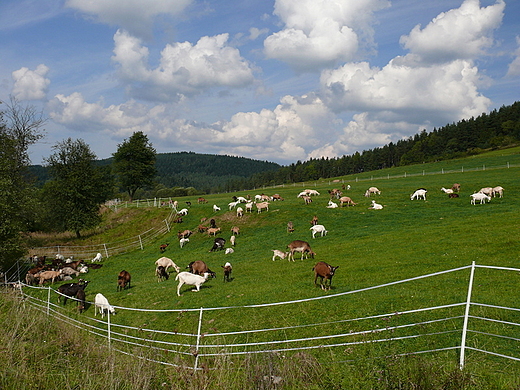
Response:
[112,131,157,201]
[42,138,113,238]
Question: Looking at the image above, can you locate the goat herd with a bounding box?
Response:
[24,182,505,315]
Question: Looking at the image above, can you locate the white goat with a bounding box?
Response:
[94,293,116,318]
[411,189,427,200]
[178,208,189,216]
[236,207,244,217]
[175,272,210,296]
[225,248,234,255]
[155,257,181,273]
[179,237,190,248]
[470,192,491,205]
[228,201,240,210]
[92,253,102,262]
[369,200,383,210]
[326,200,338,208]
[237,196,248,203]
[256,201,269,213]
[297,191,308,198]
[305,189,320,196]
[441,187,454,194]
[271,250,288,261]
[492,186,504,198]
[230,235,236,246]
[245,202,254,212]
[364,187,381,197]
[310,224,328,238]
[478,187,494,196]
[213,204,221,212]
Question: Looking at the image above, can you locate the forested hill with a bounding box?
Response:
[153,152,280,192]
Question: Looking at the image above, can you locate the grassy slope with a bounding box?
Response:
[21,147,520,385]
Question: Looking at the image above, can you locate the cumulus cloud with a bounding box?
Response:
[11,64,50,100]
[506,36,520,77]
[264,0,389,71]
[400,0,505,64]
[65,0,192,39]
[112,30,255,101]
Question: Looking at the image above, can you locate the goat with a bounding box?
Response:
[310,215,319,226]
[38,270,63,285]
[287,221,294,233]
[76,289,86,313]
[272,194,284,201]
[207,227,221,236]
[492,186,504,198]
[57,280,90,304]
[301,195,312,204]
[411,189,427,200]
[213,204,221,212]
[94,293,116,318]
[198,197,208,204]
[452,183,461,192]
[179,237,190,248]
[155,257,181,273]
[441,187,454,194]
[176,272,211,296]
[470,192,491,205]
[326,200,338,208]
[328,189,342,199]
[369,200,383,210]
[339,196,356,207]
[160,243,169,253]
[305,189,320,196]
[178,208,189,216]
[225,248,234,254]
[177,230,193,239]
[156,265,169,282]
[272,250,288,261]
[187,260,216,277]
[449,193,460,198]
[287,240,316,261]
[92,253,102,262]
[478,187,494,196]
[256,201,269,213]
[236,207,244,217]
[231,226,240,235]
[198,224,208,233]
[245,202,254,213]
[210,237,226,252]
[297,191,308,198]
[230,235,236,246]
[209,218,217,228]
[237,196,248,203]
[310,224,328,238]
[364,187,381,197]
[117,270,131,291]
[222,262,232,282]
[313,262,339,290]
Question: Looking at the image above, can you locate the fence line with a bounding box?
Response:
[11,263,520,371]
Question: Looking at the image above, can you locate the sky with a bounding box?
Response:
[0,0,519,166]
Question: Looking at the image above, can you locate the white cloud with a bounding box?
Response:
[400,0,505,64]
[506,36,520,77]
[11,64,50,100]
[112,30,256,101]
[65,0,192,39]
[264,0,389,71]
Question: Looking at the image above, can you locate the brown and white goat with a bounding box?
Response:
[222,262,232,282]
[287,240,316,261]
[187,260,216,278]
[313,261,339,290]
[117,270,131,291]
[339,196,356,207]
[256,201,270,213]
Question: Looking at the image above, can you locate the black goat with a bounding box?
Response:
[58,280,90,305]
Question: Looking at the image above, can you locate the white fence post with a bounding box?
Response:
[103,243,109,258]
[47,287,51,315]
[107,310,112,347]
[165,219,170,233]
[139,235,143,250]
[193,307,204,371]
[459,261,476,370]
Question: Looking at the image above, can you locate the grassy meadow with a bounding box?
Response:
[5,147,520,389]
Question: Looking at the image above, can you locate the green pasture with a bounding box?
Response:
[22,148,520,381]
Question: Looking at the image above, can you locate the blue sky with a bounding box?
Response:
[1,0,518,165]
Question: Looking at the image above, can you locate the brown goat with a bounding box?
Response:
[339,196,357,207]
[177,230,193,239]
[313,261,339,290]
[452,183,461,192]
[187,260,216,277]
[222,262,232,282]
[287,221,295,233]
[310,215,319,226]
[38,270,63,285]
[231,226,240,235]
[117,270,131,291]
[287,240,316,261]
[207,227,221,236]
[160,243,169,253]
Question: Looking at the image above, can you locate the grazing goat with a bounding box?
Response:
[231,226,240,235]
[310,215,319,226]
[38,270,63,285]
[198,224,208,233]
[328,189,342,199]
[410,189,427,200]
[305,189,320,196]
[61,267,80,277]
[159,243,169,253]
[256,201,269,213]
[178,208,189,216]
[310,224,328,238]
[176,272,211,296]
[313,262,339,290]
[339,196,356,207]
[94,293,116,318]
[155,257,181,273]
[470,192,491,205]
[369,200,383,210]
[287,240,316,261]
[237,196,248,203]
[449,193,460,198]
[210,237,226,252]
[76,289,86,313]
[441,187,454,194]
[272,194,284,201]
[236,207,244,217]
[364,187,381,197]
[230,235,236,246]
[272,250,288,261]
[117,270,131,291]
[492,186,504,198]
[228,201,240,210]
[179,237,190,248]
[452,183,461,192]
[287,221,294,233]
[58,280,90,305]
[177,230,193,239]
[478,187,494,196]
[198,197,208,204]
[245,202,254,213]
[210,218,217,228]
[207,227,221,236]
[92,253,102,262]
[222,262,232,282]
[156,265,169,282]
[225,248,234,255]
[213,204,221,212]
[187,260,216,277]
[301,195,312,204]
